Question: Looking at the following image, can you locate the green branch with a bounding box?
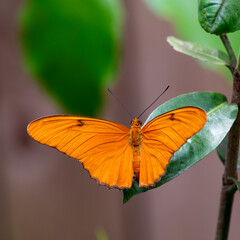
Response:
[220,34,237,72]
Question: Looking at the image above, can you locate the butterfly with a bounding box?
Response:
[27,106,207,189]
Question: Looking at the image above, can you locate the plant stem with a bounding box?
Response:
[220,35,237,72]
[215,35,240,240]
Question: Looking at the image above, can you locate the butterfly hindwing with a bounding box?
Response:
[27,116,133,189]
[140,107,207,187]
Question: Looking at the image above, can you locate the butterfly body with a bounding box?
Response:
[129,118,143,180]
[28,107,207,189]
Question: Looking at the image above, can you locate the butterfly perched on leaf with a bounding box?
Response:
[27,106,207,189]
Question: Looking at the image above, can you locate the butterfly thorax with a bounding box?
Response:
[129,118,142,146]
[129,118,142,181]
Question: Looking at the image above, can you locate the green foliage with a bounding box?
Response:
[144,0,240,79]
[123,92,238,203]
[237,51,240,72]
[20,0,123,116]
[167,36,230,66]
[217,135,240,169]
[198,0,240,35]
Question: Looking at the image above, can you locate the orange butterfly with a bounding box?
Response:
[27,107,206,189]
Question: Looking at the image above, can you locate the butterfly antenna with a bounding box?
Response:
[137,85,170,119]
[107,88,135,119]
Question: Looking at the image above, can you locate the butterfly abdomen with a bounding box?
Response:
[129,118,143,181]
[133,146,141,180]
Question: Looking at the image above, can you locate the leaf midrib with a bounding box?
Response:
[207,102,226,115]
[210,0,227,32]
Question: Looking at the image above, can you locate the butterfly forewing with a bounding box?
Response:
[140,107,207,187]
[27,116,133,189]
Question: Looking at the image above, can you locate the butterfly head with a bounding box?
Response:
[131,118,142,128]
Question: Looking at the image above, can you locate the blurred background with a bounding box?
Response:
[1,0,240,239]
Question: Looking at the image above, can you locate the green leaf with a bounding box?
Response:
[167,36,230,66]
[198,0,240,35]
[228,177,240,192]
[20,0,123,116]
[216,134,240,169]
[143,0,240,81]
[123,92,238,203]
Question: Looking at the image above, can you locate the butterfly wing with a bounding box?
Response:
[27,116,133,189]
[139,107,207,187]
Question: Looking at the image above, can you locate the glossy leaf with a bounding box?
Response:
[20,0,123,116]
[217,134,240,169]
[198,0,240,35]
[167,36,230,66]
[123,92,238,203]
[228,177,240,192]
[143,0,240,80]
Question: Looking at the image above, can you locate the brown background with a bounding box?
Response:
[1,0,239,239]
